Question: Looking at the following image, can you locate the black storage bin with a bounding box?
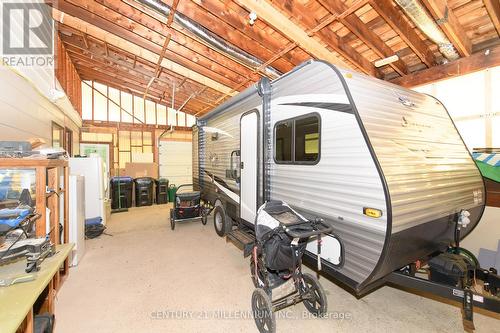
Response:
[110,177,133,209]
[134,177,154,207]
[155,178,169,204]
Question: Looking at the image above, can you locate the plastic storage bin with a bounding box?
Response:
[167,184,177,203]
[110,177,133,209]
[155,178,169,204]
[134,177,154,207]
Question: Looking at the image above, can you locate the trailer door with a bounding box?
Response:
[240,111,259,223]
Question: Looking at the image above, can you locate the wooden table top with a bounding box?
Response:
[0,243,73,333]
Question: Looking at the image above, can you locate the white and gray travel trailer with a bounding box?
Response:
[192,60,498,324]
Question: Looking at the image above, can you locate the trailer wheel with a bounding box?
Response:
[301,273,327,317]
[251,288,275,333]
[213,206,231,237]
[170,209,175,230]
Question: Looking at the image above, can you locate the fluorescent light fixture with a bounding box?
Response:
[374,55,399,68]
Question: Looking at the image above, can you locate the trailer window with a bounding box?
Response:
[274,114,320,165]
[295,116,319,162]
[275,120,293,162]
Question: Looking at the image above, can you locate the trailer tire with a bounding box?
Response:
[214,206,231,237]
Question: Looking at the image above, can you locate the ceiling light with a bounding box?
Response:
[249,12,257,26]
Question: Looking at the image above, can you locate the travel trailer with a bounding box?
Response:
[193,60,498,327]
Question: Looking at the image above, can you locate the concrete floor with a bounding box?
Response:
[56,205,499,333]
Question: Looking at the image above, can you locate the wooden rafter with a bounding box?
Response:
[237,0,350,69]
[67,41,216,112]
[94,0,269,79]
[70,52,211,109]
[269,0,378,76]
[172,0,299,72]
[52,8,237,95]
[318,0,408,75]
[143,0,179,100]
[392,45,500,87]
[419,0,472,56]
[369,0,436,67]
[195,0,378,116]
[53,0,249,88]
[484,0,500,37]
[82,33,89,49]
[61,33,176,88]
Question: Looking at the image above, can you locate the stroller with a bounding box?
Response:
[169,184,208,230]
[250,200,333,333]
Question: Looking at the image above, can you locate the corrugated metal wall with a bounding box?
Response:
[341,67,485,234]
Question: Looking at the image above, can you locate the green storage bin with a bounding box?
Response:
[167,184,177,202]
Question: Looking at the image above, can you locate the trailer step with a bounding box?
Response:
[226,229,255,256]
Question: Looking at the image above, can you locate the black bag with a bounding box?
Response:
[85,224,106,239]
[264,233,307,271]
[34,313,54,333]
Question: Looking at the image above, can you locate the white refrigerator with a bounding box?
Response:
[69,175,86,266]
[69,156,108,226]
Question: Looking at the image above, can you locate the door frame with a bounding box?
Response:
[239,109,260,224]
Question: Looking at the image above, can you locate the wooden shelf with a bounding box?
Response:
[0,158,69,241]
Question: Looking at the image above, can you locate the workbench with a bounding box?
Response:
[0,243,73,333]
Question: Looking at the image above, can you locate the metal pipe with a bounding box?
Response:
[135,0,282,78]
[394,0,460,61]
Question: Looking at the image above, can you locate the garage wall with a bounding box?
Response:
[413,66,499,150]
[0,64,82,152]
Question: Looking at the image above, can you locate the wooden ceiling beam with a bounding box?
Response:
[194,0,373,117]
[236,0,348,68]
[99,0,284,77]
[319,0,408,75]
[60,32,180,88]
[82,33,89,49]
[484,0,500,37]
[369,0,436,67]
[52,8,237,96]
[391,46,500,87]
[76,63,167,97]
[237,0,370,75]
[69,53,202,105]
[144,0,179,100]
[66,37,221,104]
[89,0,253,81]
[142,0,297,73]
[52,1,246,89]
[419,0,472,56]
[187,0,301,67]
[82,120,193,132]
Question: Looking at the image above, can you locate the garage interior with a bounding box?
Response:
[0,0,499,332]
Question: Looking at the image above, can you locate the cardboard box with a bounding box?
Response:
[119,162,159,179]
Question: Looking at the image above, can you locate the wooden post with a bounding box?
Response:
[64,166,69,245]
[24,309,34,333]
[47,168,60,245]
[35,167,46,237]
